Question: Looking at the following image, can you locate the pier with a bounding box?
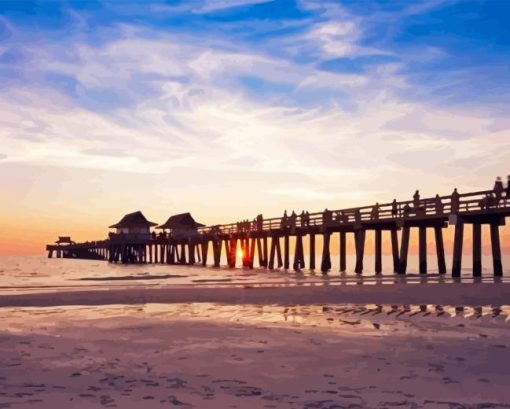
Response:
[46,188,509,277]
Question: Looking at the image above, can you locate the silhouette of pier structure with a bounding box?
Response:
[46,189,509,277]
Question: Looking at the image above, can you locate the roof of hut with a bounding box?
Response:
[55,236,74,244]
[157,212,205,230]
[109,211,158,229]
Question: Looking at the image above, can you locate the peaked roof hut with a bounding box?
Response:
[55,236,75,245]
[156,213,205,231]
[109,211,158,233]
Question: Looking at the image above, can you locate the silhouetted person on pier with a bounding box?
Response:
[391,199,398,217]
[506,175,510,198]
[289,211,297,230]
[281,210,288,229]
[479,195,485,210]
[323,208,332,226]
[486,193,496,209]
[300,210,307,227]
[151,231,156,240]
[413,190,420,208]
[371,202,380,220]
[256,214,263,231]
[305,211,310,226]
[435,194,444,214]
[403,203,411,218]
[480,193,490,210]
[494,176,504,207]
[451,188,460,213]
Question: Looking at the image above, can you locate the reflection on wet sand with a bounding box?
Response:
[0,302,509,409]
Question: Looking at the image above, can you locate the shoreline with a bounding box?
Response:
[2,281,510,308]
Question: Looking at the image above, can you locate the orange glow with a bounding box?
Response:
[237,249,244,259]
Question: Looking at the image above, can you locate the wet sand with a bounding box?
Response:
[0,303,509,408]
[1,281,510,308]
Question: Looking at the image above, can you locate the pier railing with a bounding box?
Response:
[196,189,509,235]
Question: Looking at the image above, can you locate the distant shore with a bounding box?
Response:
[2,281,510,308]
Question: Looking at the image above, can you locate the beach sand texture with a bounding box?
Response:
[0,302,509,409]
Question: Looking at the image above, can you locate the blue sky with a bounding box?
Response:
[1,0,510,244]
[2,0,510,109]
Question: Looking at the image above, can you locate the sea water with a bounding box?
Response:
[0,254,509,292]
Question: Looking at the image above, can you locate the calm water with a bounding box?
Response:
[0,254,509,290]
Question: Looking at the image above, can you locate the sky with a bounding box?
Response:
[1,0,510,254]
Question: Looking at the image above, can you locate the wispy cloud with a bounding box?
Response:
[196,0,273,13]
[1,0,509,210]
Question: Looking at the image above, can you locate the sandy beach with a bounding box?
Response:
[1,300,509,409]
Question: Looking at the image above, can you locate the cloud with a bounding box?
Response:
[0,153,7,160]
[0,3,509,207]
[196,0,273,13]
[81,148,131,158]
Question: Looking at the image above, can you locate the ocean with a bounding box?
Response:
[1,254,509,292]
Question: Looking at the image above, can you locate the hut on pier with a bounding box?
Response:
[109,211,158,241]
[55,236,75,246]
[157,213,204,239]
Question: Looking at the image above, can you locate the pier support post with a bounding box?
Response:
[162,245,167,264]
[434,227,447,275]
[391,229,399,273]
[268,236,276,269]
[202,242,208,266]
[169,245,175,264]
[339,231,346,272]
[196,243,201,264]
[419,227,427,274]
[212,241,220,267]
[228,238,237,268]
[174,245,180,264]
[223,239,229,266]
[257,238,263,267]
[180,243,187,264]
[249,238,256,268]
[354,229,366,275]
[309,234,316,270]
[473,223,482,277]
[293,235,305,271]
[284,235,290,270]
[275,236,283,268]
[399,226,410,275]
[375,229,382,274]
[241,238,249,267]
[299,234,305,269]
[490,223,503,277]
[452,220,464,277]
[189,241,196,265]
[262,236,268,267]
[321,232,331,274]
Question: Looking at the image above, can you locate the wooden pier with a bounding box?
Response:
[46,189,509,276]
